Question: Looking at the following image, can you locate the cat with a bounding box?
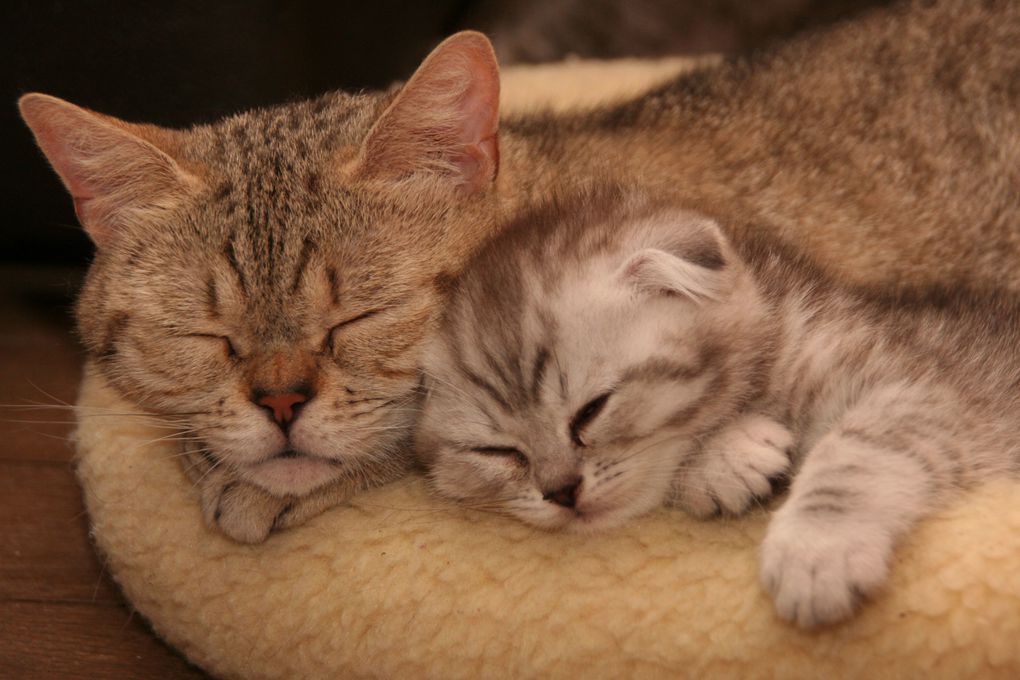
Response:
[19,0,1020,542]
[415,183,1020,628]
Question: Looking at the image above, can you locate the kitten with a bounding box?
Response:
[20,0,1020,542]
[416,184,1020,628]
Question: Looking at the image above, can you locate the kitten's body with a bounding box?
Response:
[21,0,1020,541]
[417,185,1020,627]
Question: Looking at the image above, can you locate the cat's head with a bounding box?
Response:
[417,187,771,531]
[20,32,503,496]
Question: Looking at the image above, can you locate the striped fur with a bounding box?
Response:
[19,0,1020,541]
[417,187,1020,628]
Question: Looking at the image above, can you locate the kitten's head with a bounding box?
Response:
[20,33,503,496]
[417,187,771,531]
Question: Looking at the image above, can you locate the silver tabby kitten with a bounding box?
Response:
[416,186,1020,628]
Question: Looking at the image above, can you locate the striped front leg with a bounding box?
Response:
[759,386,963,627]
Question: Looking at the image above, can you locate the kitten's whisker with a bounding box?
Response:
[421,371,484,407]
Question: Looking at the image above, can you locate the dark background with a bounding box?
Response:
[3,0,889,266]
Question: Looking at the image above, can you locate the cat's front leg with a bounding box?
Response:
[675,413,794,517]
[181,450,289,543]
[760,411,954,627]
[182,449,391,543]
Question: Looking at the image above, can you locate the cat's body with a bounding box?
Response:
[416,185,1020,627]
[498,0,1020,291]
[20,0,1020,541]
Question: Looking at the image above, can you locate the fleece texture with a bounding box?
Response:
[76,57,1020,680]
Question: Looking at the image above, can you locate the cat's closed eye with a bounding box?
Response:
[322,308,383,354]
[471,446,529,467]
[570,393,611,446]
[186,333,239,360]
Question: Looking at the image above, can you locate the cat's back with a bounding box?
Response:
[540,0,1020,293]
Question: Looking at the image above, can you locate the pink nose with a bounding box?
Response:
[256,391,308,425]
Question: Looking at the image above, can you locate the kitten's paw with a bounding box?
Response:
[677,413,793,518]
[760,512,892,628]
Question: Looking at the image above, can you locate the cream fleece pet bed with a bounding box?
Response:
[75,58,1020,680]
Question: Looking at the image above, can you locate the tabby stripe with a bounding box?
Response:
[797,502,848,517]
[481,348,516,405]
[620,356,708,386]
[290,237,316,294]
[454,356,511,413]
[799,485,859,503]
[530,347,550,403]
[98,312,130,360]
[205,274,220,319]
[223,232,248,295]
[325,267,342,305]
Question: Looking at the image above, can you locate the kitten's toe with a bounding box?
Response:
[737,414,795,457]
[760,513,892,628]
[677,484,722,518]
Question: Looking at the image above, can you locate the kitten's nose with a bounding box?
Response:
[542,477,582,508]
[253,386,312,429]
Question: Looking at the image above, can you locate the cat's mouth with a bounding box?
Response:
[546,499,634,534]
[240,450,344,496]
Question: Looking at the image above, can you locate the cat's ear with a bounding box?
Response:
[617,214,730,302]
[354,31,500,194]
[19,93,200,248]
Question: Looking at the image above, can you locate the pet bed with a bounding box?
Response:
[75,55,1020,680]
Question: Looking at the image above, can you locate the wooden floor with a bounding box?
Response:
[0,266,208,679]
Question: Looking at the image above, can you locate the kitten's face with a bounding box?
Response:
[417,195,764,531]
[22,33,502,497]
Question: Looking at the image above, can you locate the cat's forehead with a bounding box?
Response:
[180,93,403,288]
[207,92,379,167]
[192,93,374,207]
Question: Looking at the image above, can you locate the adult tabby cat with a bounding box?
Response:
[20,0,1020,542]
[415,184,1020,627]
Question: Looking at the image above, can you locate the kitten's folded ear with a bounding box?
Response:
[617,213,731,302]
[19,93,200,248]
[354,31,500,194]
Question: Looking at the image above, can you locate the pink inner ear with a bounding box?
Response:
[26,107,115,244]
[450,57,500,191]
[358,31,502,192]
[20,94,192,248]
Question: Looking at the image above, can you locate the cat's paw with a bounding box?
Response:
[677,413,793,518]
[199,474,294,544]
[760,512,892,628]
[182,449,299,543]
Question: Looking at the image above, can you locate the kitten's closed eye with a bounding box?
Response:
[570,393,611,446]
[471,446,529,467]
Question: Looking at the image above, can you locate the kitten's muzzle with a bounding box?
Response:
[542,477,582,509]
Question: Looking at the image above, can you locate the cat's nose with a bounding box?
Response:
[253,385,313,430]
[542,477,582,508]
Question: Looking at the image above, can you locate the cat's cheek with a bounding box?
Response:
[574,446,680,529]
[431,453,517,503]
[612,375,714,439]
[106,340,235,412]
[288,401,411,461]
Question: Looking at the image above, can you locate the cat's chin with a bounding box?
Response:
[240,453,342,497]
